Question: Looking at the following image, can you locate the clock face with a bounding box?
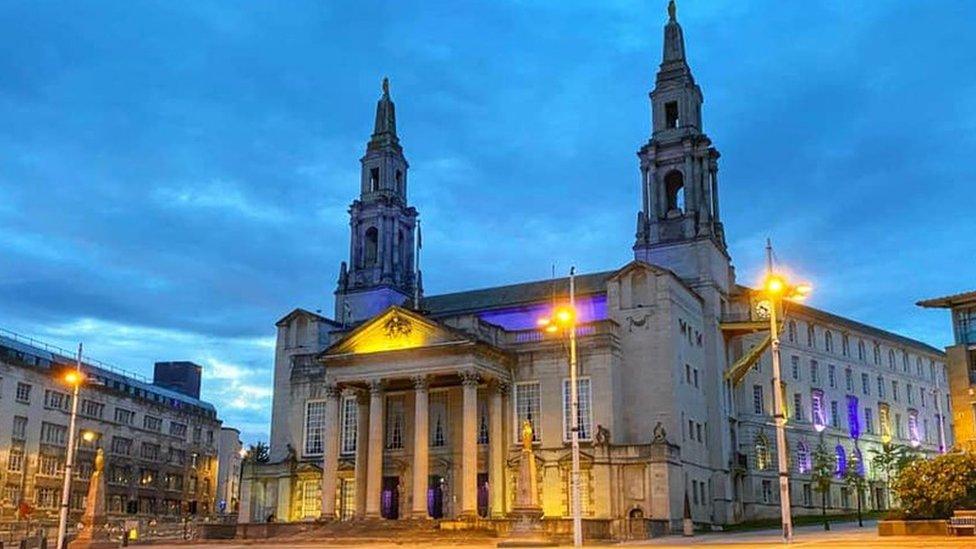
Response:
[754,299,772,320]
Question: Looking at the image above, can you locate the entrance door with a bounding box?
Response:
[477,473,489,518]
[381,477,399,519]
[428,475,444,519]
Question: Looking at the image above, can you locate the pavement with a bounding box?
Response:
[145,520,976,548]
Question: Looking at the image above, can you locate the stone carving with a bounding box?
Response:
[627,313,652,332]
[652,422,667,443]
[383,313,412,339]
[595,424,611,446]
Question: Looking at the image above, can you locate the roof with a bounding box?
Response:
[917,290,976,309]
[422,270,617,316]
[276,307,338,327]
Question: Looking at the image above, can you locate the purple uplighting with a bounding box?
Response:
[477,294,608,331]
[846,395,860,439]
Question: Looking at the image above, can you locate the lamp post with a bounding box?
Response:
[760,239,812,544]
[537,266,582,549]
[57,343,85,549]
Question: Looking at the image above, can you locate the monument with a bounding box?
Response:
[69,448,115,549]
[498,421,556,547]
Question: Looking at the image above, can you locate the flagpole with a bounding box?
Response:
[414,219,422,309]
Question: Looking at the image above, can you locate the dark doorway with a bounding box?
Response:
[427,475,444,519]
[381,476,400,519]
[477,473,489,518]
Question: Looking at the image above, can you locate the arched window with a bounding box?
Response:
[364,227,379,265]
[787,321,797,343]
[796,441,811,474]
[835,444,847,477]
[755,434,771,470]
[664,170,685,213]
[858,340,865,361]
[888,349,896,369]
[807,324,816,348]
[825,331,833,353]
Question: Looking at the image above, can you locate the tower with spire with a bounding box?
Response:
[634,0,726,260]
[335,78,420,324]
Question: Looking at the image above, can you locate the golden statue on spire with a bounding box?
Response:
[668,0,676,21]
[382,77,390,96]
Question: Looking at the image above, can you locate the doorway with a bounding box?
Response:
[477,473,489,518]
[428,475,445,519]
[381,476,400,519]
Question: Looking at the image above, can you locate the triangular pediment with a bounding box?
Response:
[324,306,470,357]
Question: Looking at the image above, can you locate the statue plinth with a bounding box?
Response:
[68,448,117,549]
[498,421,556,548]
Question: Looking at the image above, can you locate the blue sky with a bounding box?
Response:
[1,1,974,443]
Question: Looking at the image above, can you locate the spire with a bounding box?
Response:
[370,77,398,150]
[668,0,676,22]
[662,1,687,65]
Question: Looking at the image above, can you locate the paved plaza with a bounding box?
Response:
[144,520,976,549]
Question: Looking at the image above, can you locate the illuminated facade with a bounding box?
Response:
[241,2,951,536]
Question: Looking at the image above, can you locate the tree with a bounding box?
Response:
[247,441,270,463]
[843,448,867,527]
[870,442,918,507]
[893,452,976,519]
[810,442,837,531]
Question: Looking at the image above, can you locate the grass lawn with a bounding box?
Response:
[719,510,887,532]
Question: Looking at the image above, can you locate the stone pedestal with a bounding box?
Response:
[498,420,555,548]
[69,448,116,549]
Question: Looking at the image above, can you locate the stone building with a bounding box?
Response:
[241,2,951,535]
[215,427,244,515]
[918,290,976,451]
[0,330,226,527]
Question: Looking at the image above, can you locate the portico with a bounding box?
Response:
[317,307,514,521]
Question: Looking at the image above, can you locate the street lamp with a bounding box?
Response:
[537,266,582,549]
[57,343,85,549]
[760,239,812,544]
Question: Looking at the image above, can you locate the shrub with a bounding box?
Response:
[891,452,976,519]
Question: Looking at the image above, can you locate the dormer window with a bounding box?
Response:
[665,101,679,129]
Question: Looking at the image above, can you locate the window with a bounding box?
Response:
[920,387,926,408]
[807,325,816,348]
[830,400,839,427]
[791,356,800,381]
[15,382,31,404]
[478,400,489,444]
[36,488,58,509]
[788,321,797,343]
[44,389,69,410]
[841,487,851,508]
[811,390,826,428]
[847,395,860,438]
[686,364,691,384]
[835,445,847,477]
[38,454,64,476]
[803,484,813,506]
[755,434,771,470]
[842,334,850,357]
[114,408,134,425]
[864,408,874,434]
[515,382,541,442]
[301,480,321,519]
[80,399,105,419]
[7,446,24,472]
[169,447,186,465]
[810,360,819,384]
[368,167,379,192]
[892,380,899,402]
[902,352,909,373]
[753,385,764,415]
[908,410,920,444]
[858,340,865,361]
[430,392,447,447]
[877,376,885,399]
[303,400,326,456]
[879,404,891,439]
[340,396,357,455]
[873,343,881,365]
[825,331,834,353]
[40,422,67,446]
[828,365,836,388]
[907,384,914,405]
[364,227,379,265]
[193,427,202,443]
[692,480,699,505]
[693,369,699,389]
[793,393,804,422]
[141,442,160,461]
[696,423,703,442]
[796,442,811,474]
[143,415,162,432]
[665,101,679,128]
[4,485,20,506]
[916,357,924,377]
[562,378,593,441]
[386,397,404,450]
[861,373,870,395]
[845,368,853,392]
[12,416,27,440]
[169,422,187,438]
[888,349,896,370]
[664,170,685,212]
[111,436,132,456]
[761,480,773,503]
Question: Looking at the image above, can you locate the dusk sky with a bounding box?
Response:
[2,1,974,443]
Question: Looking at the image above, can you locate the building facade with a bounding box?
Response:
[242,2,952,535]
[918,290,976,451]
[0,330,225,527]
[215,427,244,515]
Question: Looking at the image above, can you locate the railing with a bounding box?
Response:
[0,326,151,383]
[506,320,618,345]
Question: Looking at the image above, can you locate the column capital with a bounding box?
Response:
[489,378,511,396]
[459,370,480,387]
[411,374,429,391]
[324,384,341,399]
[367,379,386,394]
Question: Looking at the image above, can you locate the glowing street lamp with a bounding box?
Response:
[538,268,582,549]
[57,344,85,549]
[761,239,813,544]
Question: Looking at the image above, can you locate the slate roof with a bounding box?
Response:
[917,290,976,309]
[423,270,617,316]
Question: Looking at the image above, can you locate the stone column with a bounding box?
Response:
[412,375,430,518]
[459,371,480,518]
[354,390,370,518]
[489,381,508,518]
[320,385,341,519]
[238,466,252,523]
[365,380,386,518]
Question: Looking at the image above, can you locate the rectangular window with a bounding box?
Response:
[12,416,27,440]
[907,384,914,405]
[811,390,825,427]
[169,422,187,438]
[562,378,593,442]
[877,376,885,399]
[665,101,679,129]
[114,407,134,425]
[44,389,69,410]
[791,356,800,381]
[143,415,162,432]
[761,480,773,504]
[865,408,874,434]
[7,446,24,472]
[845,368,853,392]
[753,385,764,415]
[38,454,64,476]
[828,365,836,388]
[15,382,31,404]
[515,382,541,442]
[303,400,326,456]
[140,442,160,461]
[111,436,132,456]
[803,484,813,506]
[36,487,58,509]
[830,400,839,427]
[895,413,903,439]
[692,480,699,505]
[879,404,891,439]
[80,399,105,419]
[430,392,447,447]
[40,422,67,446]
[892,381,899,402]
[861,373,870,395]
[340,396,357,455]
[693,369,699,389]
[386,397,404,450]
[810,360,819,384]
[793,393,804,422]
